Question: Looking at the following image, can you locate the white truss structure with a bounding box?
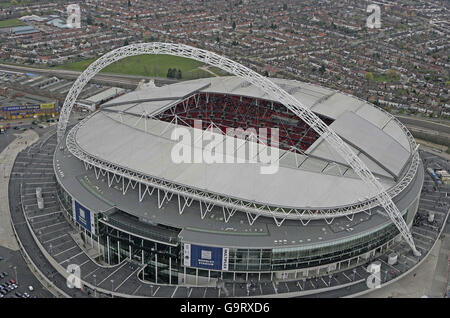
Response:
[57,43,421,256]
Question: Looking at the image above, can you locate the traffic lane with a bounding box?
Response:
[1,123,56,138]
[0,245,53,298]
[0,130,16,153]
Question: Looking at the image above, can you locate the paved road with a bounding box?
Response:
[0,64,179,88]
[0,129,39,250]
[0,128,55,299]
[396,115,450,135]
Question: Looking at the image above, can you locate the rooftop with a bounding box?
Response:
[73,77,413,209]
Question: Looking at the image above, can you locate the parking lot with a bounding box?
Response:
[0,246,53,298]
[0,124,57,299]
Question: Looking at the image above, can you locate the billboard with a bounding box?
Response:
[184,243,229,271]
[73,201,95,233]
[1,103,55,112]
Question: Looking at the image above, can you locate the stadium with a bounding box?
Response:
[53,43,424,289]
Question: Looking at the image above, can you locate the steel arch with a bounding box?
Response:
[56,42,420,256]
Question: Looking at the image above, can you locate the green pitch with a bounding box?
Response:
[0,18,25,28]
[55,54,215,80]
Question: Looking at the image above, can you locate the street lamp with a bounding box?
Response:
[13,266,18,285]
[93,274,97,298]
[352,268,357,281]
[328,275,332,286]
[110,279,114,298]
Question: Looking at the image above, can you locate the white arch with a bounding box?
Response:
[57,42,420,256]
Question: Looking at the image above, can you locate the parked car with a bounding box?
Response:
[9,279,15,284]
[15,292,22,298]
[28,286,34,292]
[2,272,8,276]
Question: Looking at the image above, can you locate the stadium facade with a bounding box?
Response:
[54,73,424,286]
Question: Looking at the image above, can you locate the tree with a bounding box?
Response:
[232,21,236,30]
[128,0,131,7]
[176,69,182,80]
[263,70,269,77]
[319,64,326,74]
[167,68,174,78]
[365,72,374,82]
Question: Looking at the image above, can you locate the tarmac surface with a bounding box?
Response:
[0,245,53,298]
[0,124,56,298]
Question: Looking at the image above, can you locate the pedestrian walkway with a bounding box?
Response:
[0,130,39,250]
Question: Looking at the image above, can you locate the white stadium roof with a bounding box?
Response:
[74,76,413,210]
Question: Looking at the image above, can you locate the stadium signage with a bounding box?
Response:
[73,201,95,233]
[1,103,55,112]
[184,243,229,271]
[171,120,280,174]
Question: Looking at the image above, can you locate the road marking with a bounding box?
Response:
[132,284,141,295]
[79,259,91,268]
[113,265,141,292]
[43,233,69,244]
[39,225,72,237]
[97,262,128,287]
[342,272,351,282]
[53,245,77,257]
[83,267,99,279]
[59,251,84,265]
[171,286,179,298]
[34,221,67,231]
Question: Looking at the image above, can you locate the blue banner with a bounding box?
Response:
[74,201,92,232]
[1,103,55,112]
[1,105,41,112]
[186,244,228,271]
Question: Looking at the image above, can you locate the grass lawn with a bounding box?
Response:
[55,54,215,80]
[0,18,25,28]
[0,0,40,8]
